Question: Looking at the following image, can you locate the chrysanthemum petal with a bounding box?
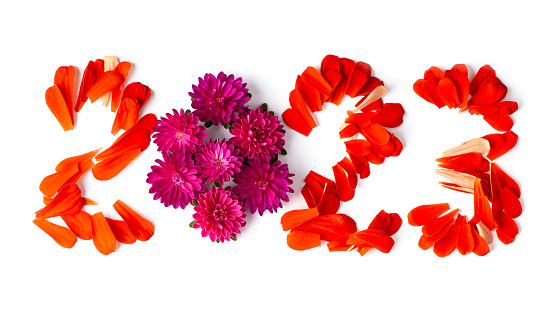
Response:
[111,98,140,135]
[76,59,104,112]
[300,66,332,96]
[332,164,355,202]
[296,76,322,112]
[54,66,76,125]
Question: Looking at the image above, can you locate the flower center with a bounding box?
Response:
[172,173,183,185]
[253,128,265,141]
[212,204,226,221]
[216,97,223,104]
[258,180,269,190]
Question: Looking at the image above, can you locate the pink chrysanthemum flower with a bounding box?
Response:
[192,187,246,242]
[233,156,294,215]
[152,109,207,155]
[189,72,250,126]
[146,152,202,209]
[230,107,285,159]
[196,139,243,185]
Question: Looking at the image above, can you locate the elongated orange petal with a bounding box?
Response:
[457,224,474,255]
[347,233,395,253]
[471,227,490,256]
[56,149,100,172]
[92,212,117,255]
[301,185,317,208]
[113,200,154,241]
[414,78,445,109]
[76,59,103,112]
[54,66,76,125]
[100,56,119,107]
[296,76,322,112]
[408,203,450,226]
[447,71,469,109]
[287,231,321,251]
[327,58,355,105]
[438,78,459,108]
[484,115,514,131]
[360,123,390,145]
[106,218,137,244]
[61,210,93,240]
[422,209,460,237]
[111,98,140,135]
[121,82,151,109]
[45,85,73,131]
[292,214,357,242]
[113,113,157,145]
[289,88,317,128]
[282,108,312,136]
[82,197,97,205]
[87,71,124,103]
[111,61,133,112]
[332,164,355,202]
[33,219,77,248]
[345,139,372,157]
[419,219,454,250]
[327,235,351,251]
[66,159,94,185]
[433,227,457,257]
[93,148,141,180]
[437,153,489,171]
[337,157,357,189]
[96,129,150,161]
[40,163,79,197]
[301,66,332,96]
[35,183,83,220]
[281,208,320,231]
[473,178,495,230]
[345,61,371,98]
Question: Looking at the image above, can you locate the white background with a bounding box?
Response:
[1,1,554,309]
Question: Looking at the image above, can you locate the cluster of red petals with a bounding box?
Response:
[282,55,393,136]
[280,55,405,255]
[413,64,517,132]
[36,58,157,254]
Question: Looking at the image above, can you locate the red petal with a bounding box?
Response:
[360,123,390,145]
[499,187,522,218]
[469,65,496,95]
[293,214,357,242]
[54,66,76,125]
[372,136,397,157]
[113,200,154,241]
[493,211,519,241]
[491,162,520,198]
[438,78,460,108]
[282,108,312,136]
[93,148,142,181]
[483,115,514,131]
[327,58,355,105]
[113,113,157,145]
[457,224,474,255]
[296,76,322,112]
[422,209,459,237]
[301,185,317,208]
[413,78,445,109]
[345,61,372,98]
[332,164,355,202]
[337,157,357,189]
[356,76,384,97]
[45,85,73,131]
[424,66,444,80]
[348,233,395,253]
[321,55,341,73]
[339,124,359,139]
[289,88,317,128]
[96,129,150,161]
[305,171,335,190]
[418,219,454,250]
[92,212,117,255]
[111,98,140,135]
[365,147,385,165]
[87,71,124,103]
[281,208,320,231]
[106,218,137,244]
[437,153,489,171]
[433,227,457,257]
[300,66,332,96]
[33,219,77,249]
[316,193,341,215]
[111,61,132,112]
[35,183,83,220]
[471,227,490,256]
[327,235,351,251]
[369,103,405,126]
[39,163,79,197]
[61,210,93,240]
[76,59,103,112]
[345,139,372,157]
[473,179,495,230]
[448,72,470,108]
[483,131,518,161]
[349,154,370,179]
[287,231,321,251]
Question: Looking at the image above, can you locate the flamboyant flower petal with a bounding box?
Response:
[407,203,450,226]
[91,212,117,255]
[61,210,93,240]
[33,219,77,249]
[113,200,154,241]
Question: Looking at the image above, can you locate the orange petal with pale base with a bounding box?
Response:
[106,218,137,244]
[61,210,93,240]
[93,148,141,180]
[35,183,83,220]
[87,71,124,103]
[45,85,73,131]
[281,208,320,231]
[92,212,117,255]
[287,231,321,251]
[33,219,77,249]
[407,203,450,226]
[39,163,79,197]
[113,200,154,241]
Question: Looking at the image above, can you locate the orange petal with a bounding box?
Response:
[322,70,342,93]
[469,65,496,96]
[282,108,312,136]
[473,178,495,230]
[113,200,154,241]
[413,78,445,109]
[345,61,372,98]
[66,159,94,185]
[82,197,98,205]
[113,113,157,145]
[281,208,320,231]
[471,227,490,256]
[422,209,459,237]
[457,223,474,255]
[33,219,77,249]
[106,218,137,244]
[339,123,359,139]
[301,185,317,208]
[347,233,395,253]
[349,154,370,179]
[360,123,390,145]
[433,227,457,257]
[35,183,83,220]
[96,128,150,161]
[327,58,355,105]
[86,71,124,103]
[39,163,79,197]
[292,214,357,242]
[121,82,151,109]
[327,235,351,252]
[332,164,355,202]
[447,71,469,108]
[111,98,140,135]
[407,203,450,226]
[438,78,459,108]
[365,147,385,165]
[61,210,93,240]
[295,76,322,112]
[56,148,100,172]
[76,60,101,112]
[45,85,73,131]
[357,76,384,98]
[368,210,402,236]
[418,219,454,250]
[436,153,489,172]
[54,66,76,125]
[92,212,117,255]
[93,148,141,181]
[287,231,321,251]
[424,66,444,80]
[305,170,335,189]
[300,66,332,96]
[111,61,132,112]
[483,115,514,131]
[289,88,317,128]
[345,139,372,157]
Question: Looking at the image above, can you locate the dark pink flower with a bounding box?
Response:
[196,139,243,184]
[152,109,206,155]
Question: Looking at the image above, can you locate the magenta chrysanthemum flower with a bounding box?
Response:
[152,109,207,155]
[196,139,243,185]
[146,152,202,209]
[233,156,294,215]
[192,187,246,242]
[230,107,285,159]
[188,72,250,126]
